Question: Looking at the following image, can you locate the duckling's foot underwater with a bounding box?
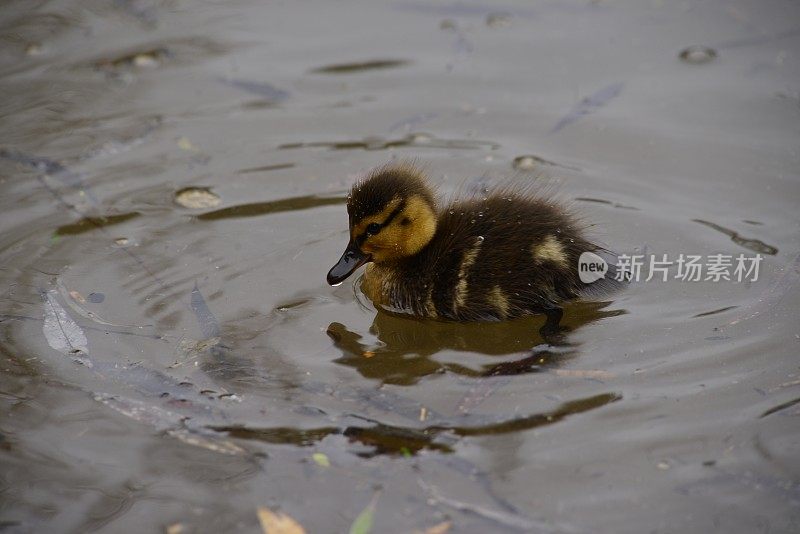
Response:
[327,163,626,331]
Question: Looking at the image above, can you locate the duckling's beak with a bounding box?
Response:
[327,240,370,286]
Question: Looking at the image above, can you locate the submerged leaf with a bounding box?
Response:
[349,493,379,534]
[42,290,88,358]
[312,452,330,467]
[256,507,306,534]
[419,521,452,534]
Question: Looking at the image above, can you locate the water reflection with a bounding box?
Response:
[327,301,625,385]
[212,392,621,457]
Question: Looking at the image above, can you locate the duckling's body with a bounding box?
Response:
[327,164,620,326]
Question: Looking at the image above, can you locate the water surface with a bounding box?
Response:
[1,1,799,532]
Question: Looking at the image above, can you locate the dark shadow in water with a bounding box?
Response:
[236,162,296,174]
[693,305,737,318]
[278,133,499,151]
[195,194,346,221]
[693,219,778,255]
[55,212,140,236]
[211,392,621,456]
[327,301,625,385]
[87,37,229,74]
[310,59,409,74]
[575,196,640,211]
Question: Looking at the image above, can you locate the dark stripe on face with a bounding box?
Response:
[381,200,406,227]
[355,199,406,245]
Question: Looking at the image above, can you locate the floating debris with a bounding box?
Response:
[87,292,105,303]
[114,237,130,246]
[175,137,211,166]
[692,305,737,318]
[416,521,452,534]
[25,43,44,56]
[349,492,379,534]
[196,194,345,221]
[679,46,717,64]
[236,163,296,174]
[486,12,513,27]
[760,395,800,418]
[512,155,539,171]
[176,137,200,152]
[692,219,778,255]
[310,59,409,74]
[55,212,141,236]
[574,197,639,210]
[256,507,306,534]
[312,452,330,467]
[94,47,170,71]
[279,133,498,151]
[89,38,228,76]
[512,154,579,171]
[174,187,221,209]
[41,290,89,362]
[550,82,624,134]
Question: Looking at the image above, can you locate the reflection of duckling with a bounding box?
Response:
[327,300,624,385]
[327,163,623,332]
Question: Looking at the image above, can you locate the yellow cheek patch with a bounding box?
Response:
[399,195,437,256]
[532,235,567,267]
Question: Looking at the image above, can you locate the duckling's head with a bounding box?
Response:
[327,164,437,285]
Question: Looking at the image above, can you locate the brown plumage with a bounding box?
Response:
[327,163,622,329]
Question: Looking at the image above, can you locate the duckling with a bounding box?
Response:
[327,163,622,333]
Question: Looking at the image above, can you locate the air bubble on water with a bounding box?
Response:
[679,46,717,64]
[476,236,485,243]
[512,155,540,171]
[408,132,433,143]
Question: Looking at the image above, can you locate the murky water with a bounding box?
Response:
[1,1,799,532]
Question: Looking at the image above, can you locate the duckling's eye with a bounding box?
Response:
[366,223,381,235]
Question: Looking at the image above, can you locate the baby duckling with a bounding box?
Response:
[327,163,621,333]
